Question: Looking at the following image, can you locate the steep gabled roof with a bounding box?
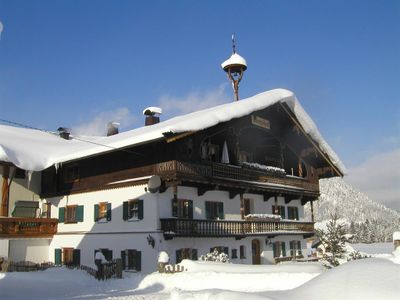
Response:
[0,89,345,174]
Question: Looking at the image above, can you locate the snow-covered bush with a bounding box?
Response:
[199,249,230,263]
[347,250,370,261]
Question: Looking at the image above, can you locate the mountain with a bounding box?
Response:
[305,177,400,242]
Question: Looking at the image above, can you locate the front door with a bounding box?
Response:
[252,239,261,265]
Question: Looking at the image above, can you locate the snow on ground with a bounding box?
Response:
[351,242,393,256]
[1,244,400,300]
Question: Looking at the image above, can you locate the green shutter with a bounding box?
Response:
[123,201,129,220]
[76,205,84,222]
[272,243,277,258]
[94,204,99,222]
[282,242,286,257]
[138,200,144,220]
[121,250,126,270]
[191,249,198,260]
[55,248,62,265]
[188,200,193,219]
[172,198,178,217]
[223,247,229,255]
[73,249,81,266]
[135,251,141,271]
[106,203,112,221]
[176,249,182,264]
[58,207,65,223]
[295,207,299,220]
[218,202,224,219]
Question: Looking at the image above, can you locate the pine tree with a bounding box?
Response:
[316,214,347,267]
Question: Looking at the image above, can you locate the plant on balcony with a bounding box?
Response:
[241,162,286,177]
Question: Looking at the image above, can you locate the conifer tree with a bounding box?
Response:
[316,214,347,267]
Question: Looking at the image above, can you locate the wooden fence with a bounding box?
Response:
[78,259,123,280]
[2,261,54,272]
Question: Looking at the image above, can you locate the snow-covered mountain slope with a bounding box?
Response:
[305,177,400,242]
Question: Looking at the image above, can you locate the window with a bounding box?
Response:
[121,249,142,271]
[176,248,198,264]
[272,205,286,219]
[273,241,286,258]
[123,199,143,221]
[55,248,80,266]
[240,245,246,259]
[287,206,299,220]
[289,240,302,256]
[208,144,219,162]
[94,202,111,221]
[59,205,84,223]
[41,202,51,218]
[64,164,80,183]
[210,246,229,255]
[63,248,74,265]
[231,249,238,259]
[243,198,253,217]
[172,199,193,219]
[205,201,224,220]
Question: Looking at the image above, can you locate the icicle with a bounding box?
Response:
[54,163,60,173]
[26,170,33,188]
[221,140,230,164]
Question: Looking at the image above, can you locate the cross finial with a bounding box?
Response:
[232,34,236,54]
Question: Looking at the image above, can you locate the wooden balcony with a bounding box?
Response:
[0,217,58,238]
[160,218,314,239]
[155,161,319,196]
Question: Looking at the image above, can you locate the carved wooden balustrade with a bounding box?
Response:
[160,218,314,239]
[0,217,58,238]
[154,161,319,193]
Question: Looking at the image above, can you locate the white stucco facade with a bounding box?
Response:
[44,183,309,273]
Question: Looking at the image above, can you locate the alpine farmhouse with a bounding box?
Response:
[0,88,344,273]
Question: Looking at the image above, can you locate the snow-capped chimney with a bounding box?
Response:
[57,127,71,140]
[143,107,162,126]
[107,122,120,136]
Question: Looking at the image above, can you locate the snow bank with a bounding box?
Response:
[391,247,400,264]
[138,260,323,293]
[0,89,345,173]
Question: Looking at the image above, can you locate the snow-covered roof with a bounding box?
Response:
[0,88,345,173]
[221,53,248,71]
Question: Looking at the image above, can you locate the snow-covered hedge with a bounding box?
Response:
[199,249,230,263]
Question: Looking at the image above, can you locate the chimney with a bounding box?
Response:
[143,107,162,126]
[107,122,120,136]
[57,127,71,140]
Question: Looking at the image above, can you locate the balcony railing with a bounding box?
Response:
[155,161,319,193]
[160,218,314,239]
[0,217,58,238]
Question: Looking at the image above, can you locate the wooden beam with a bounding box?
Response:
[1,166,10,217]
[229,189,243,200]
[284,194,299,204]
[164,131,195,143]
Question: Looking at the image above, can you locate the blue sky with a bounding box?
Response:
[0,1,399,208]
